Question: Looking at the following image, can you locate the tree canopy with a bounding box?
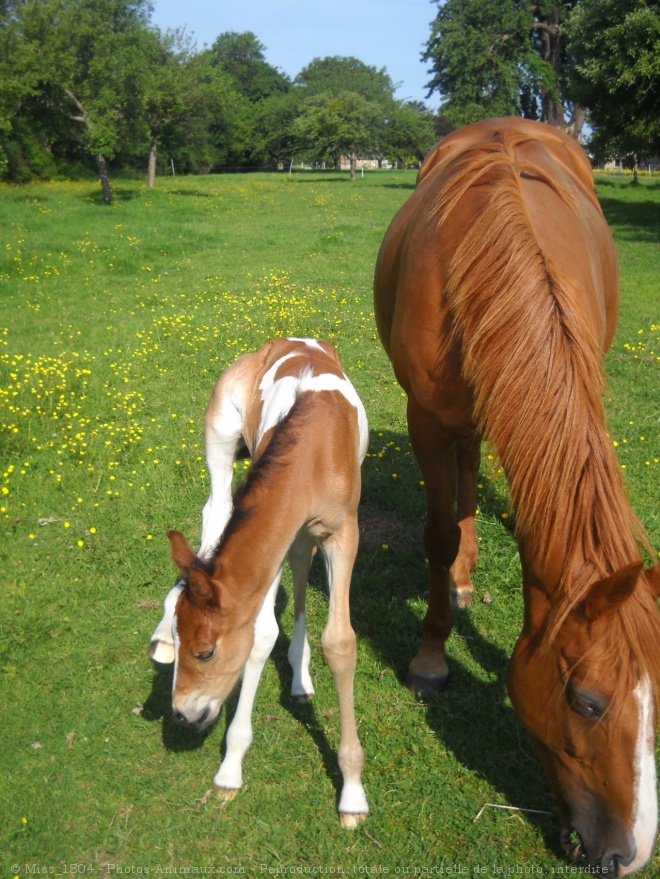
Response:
[565,0,660,158]
[0,4,438,185]
[424,1,582,135]
[3,0,656,184]
[423,0,660,156]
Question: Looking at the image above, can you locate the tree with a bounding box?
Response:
[565,0,660,159]
[382,101,437,166]
[293,91,383,177]
[296,56,396,106]
[423,0,583,135]
[7,0,153,201]
[250,90,303,168]
[211,31,290,103]
[142,31,237,186]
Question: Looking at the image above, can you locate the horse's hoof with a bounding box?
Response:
[450,588,473,609]
[214,786,239,801]
[340,812,368,829]
[404,670,449,695]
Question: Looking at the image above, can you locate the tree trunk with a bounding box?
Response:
[534,7,566,127]
[96,154,112,204]
[350,151,357,180]
[565,105,587,141]
[147,135,157,189]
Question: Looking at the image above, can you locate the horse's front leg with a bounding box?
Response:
[321,516,369,828]
[405,400,461,694]
[213,569,281,793]
[449,436,480,608]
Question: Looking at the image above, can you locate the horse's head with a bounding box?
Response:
[508,562,660,876]
[152,530,252,729]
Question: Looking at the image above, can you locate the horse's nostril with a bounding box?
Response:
[198,706,210,725]
[174,709,188,725]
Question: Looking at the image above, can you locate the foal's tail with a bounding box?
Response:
[435,130,642,573]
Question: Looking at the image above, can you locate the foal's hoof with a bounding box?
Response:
[450,588,473,609]
[340,812,368,830]
[214,786,239,802]
[404,670,449,695]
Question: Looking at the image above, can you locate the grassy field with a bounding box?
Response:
[1,169,658,877]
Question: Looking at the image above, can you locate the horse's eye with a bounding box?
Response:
[567,682,606,720]
[194,648,216,662]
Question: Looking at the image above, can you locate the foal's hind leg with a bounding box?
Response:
[406,400,460,694]
[199,373,248,559]
[321,516,368,828]
[449,437,480,608]
[287,533,317,701]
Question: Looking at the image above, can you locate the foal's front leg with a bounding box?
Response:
[213,569,281,793]
[321,517,368,828]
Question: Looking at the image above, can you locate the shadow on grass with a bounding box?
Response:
[598,196,660,244]
[347,428,558,851]
[141,659,220,752]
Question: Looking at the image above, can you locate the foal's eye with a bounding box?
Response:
[194,648,216,662]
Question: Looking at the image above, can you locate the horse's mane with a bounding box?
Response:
[434,129,660,700]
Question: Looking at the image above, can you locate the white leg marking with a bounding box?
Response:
[150,582,184,664]
[321,522,369,825]
[213,570,282,791]
[621,676,658,875]
[288,613,315,699]
[199,391,245,560]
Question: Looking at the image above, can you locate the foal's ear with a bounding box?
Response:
[582,562,643,621]
[168,530,196,572]
[185,566,220,610]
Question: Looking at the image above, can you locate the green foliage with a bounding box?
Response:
[0,170,658,872]
[293,91,384,167]
[211,31,290,103]
[423,0,574,128]
[565,0,660,158]
[296,55,396,106]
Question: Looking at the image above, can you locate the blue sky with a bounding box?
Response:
[150,0,440,108]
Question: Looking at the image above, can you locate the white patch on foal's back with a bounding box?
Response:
[256,339,369,458]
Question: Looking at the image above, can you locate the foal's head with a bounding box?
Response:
[165,530,252,729]
[508,562,660,875]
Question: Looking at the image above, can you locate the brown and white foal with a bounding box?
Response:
[150,337,369,827]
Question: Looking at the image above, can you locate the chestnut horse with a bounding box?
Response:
[150,338,369,827]
[374,118,660,874]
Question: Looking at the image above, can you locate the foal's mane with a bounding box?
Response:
[433,129,660,692]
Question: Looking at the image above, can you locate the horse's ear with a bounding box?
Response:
[582,562,643,621]
[185,566,220,610]
[168,530,196,572]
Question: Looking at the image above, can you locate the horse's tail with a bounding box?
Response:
[435,131,644,574]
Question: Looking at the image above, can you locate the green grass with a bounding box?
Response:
[0,171,658,876]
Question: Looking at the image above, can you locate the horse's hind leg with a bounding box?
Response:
[287,533,316,701]
[406,400,461,694]
[449,436,480,608]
